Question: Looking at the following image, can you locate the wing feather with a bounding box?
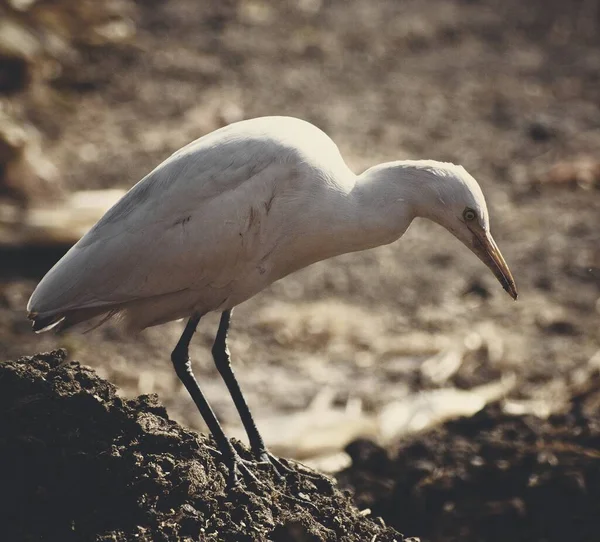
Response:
[28,143,285,318]
[27,116,349,324]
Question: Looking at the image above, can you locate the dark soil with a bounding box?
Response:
[5,353,600,542]
[0,350,405,542]
[340,393,600,542]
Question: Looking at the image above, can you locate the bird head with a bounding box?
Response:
[409,161,518,300]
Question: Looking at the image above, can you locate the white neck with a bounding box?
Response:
[347,160,446,250]
[271,160,450,280]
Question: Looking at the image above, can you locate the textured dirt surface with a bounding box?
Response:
[340,393,600,542]
[0,350,405,542]
[4,354,600,542]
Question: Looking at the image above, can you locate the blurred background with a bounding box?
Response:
[0,0,599,472]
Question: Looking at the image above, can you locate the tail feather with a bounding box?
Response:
[28,305,115,333]
[29,313,65,333]
[28,288,196,334]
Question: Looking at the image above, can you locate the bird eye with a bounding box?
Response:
[463,208,476,221]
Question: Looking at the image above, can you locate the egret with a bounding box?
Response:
[27,116,517,481]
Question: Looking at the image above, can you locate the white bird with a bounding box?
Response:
[27,116,517,481]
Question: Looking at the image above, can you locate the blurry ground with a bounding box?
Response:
[0,0,599,529]
[341,388,600,542]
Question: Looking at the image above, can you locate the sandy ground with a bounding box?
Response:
[1,0,599,457]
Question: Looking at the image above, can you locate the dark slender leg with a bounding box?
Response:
[212,309,268,459]
[212,309,295,478]
[171,314,257,485]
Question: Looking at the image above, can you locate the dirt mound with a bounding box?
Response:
[0,350,405,542]
[340,398,600,542]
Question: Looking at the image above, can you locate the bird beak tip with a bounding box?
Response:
[471,229,517,302]
[506,285,518,301]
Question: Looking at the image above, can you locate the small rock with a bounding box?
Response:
[527,119,556,142]
[0,53,30,94]
[534,275,553,291]
[345,439,389,472]
[463,280,491,299]
[543,320,579,336]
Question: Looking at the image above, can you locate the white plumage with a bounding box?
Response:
[27,115,517,480]
[28,116,516,332]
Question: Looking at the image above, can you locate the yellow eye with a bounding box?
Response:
[463,208,476,221]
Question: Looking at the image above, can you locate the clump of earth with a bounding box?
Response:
[0,350,406,542]
[4,350,600,542]
[341,396,600,542]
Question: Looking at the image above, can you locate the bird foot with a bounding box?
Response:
[254,450,326,485]
[255,450,296,479]
[221,448,320,511]
[226,452,265,489]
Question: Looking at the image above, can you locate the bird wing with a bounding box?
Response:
[28,116,354,321]
[27,136,289,318]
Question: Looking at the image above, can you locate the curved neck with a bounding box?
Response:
[270,160,444,280]
[348,161,433,250]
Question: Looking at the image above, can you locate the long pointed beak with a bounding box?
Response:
[470,228,518,300]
